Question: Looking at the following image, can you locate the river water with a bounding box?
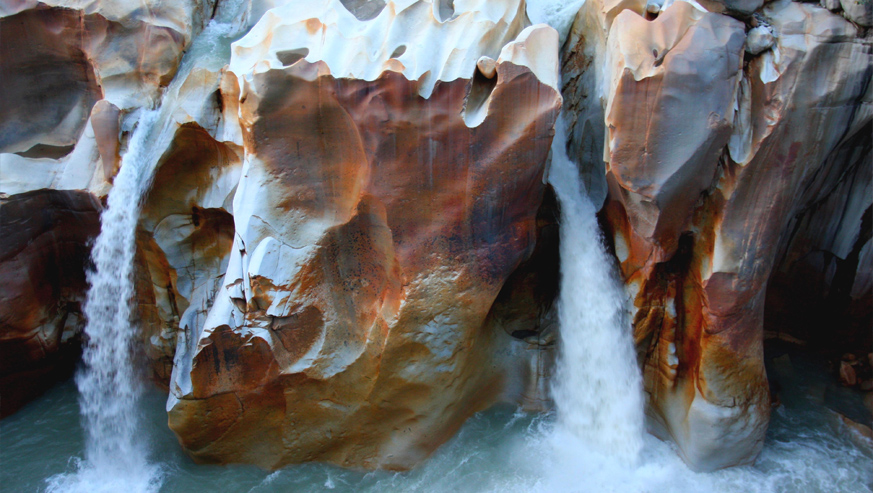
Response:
[3,1,870,491]
[2,350,871,492]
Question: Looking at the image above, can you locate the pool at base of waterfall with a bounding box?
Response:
[2,350,871,493]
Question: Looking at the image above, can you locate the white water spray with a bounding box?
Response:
[47,4,251,492]
[51,104,169,493]
[547,114,645,461]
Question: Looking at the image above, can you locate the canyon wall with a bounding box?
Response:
[0,0,220,414]
[1,0,870,474]
[563,0,872,471]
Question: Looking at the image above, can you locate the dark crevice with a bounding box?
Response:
[14,143,76,160]
[338,0,386,21]
[462,62,498,127]
[487,186,560,343]
[276,47,309,66]
[436,0,455,22]
[390,45,406,59]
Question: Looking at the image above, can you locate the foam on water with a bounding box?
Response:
[44,102,172,493]
[5,365,868,493]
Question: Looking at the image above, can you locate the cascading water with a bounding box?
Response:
[45,104,169,493]
[46,3,251,492]
[546,115,645,461]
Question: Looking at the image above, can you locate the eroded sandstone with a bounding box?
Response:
[0,0,215,195]
[0,189,101,417]
[166,0,562,470]
[563,0,871,471]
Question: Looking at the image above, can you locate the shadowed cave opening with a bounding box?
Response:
[339,0,387,21]
[762,122,873,431]
[488,186,560,344]
[763,205,873,430]
[277,47,310,66]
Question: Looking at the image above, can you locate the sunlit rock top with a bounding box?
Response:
[230,0,558,98]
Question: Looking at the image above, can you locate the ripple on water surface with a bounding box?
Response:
[1,353,871,493]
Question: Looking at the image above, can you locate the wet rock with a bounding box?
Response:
[821,0,842,12]
[646,0,663,15]
[563,0,872,473]
[840,0,872,26]
[841,360,859,386]
[166,0,561,470]
[135,123,241,385]
[0,0,216,196]
[745,25,775,55]
[697,0,764,15]
[0,190,102,417]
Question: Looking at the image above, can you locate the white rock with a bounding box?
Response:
[821,0,842,12]
[745,25,775,56]
[840,0,872,26]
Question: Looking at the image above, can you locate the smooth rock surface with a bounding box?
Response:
[563,0,872,472]
[136,123,242,384]
[840,0,872,26]
[0,190,102,417]
[166,0,562,470]
[0,0,215,196]
[745,25,775,55]
[822,0,842,12]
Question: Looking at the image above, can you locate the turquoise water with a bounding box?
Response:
[0,350,873,493]
[2,352,871,492]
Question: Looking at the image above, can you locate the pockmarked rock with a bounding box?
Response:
[0,0,216,196]
[0,0,224,412]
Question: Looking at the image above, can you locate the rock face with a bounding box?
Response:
[0,190,102,417]
[0,0,223,409]
[840,0,872,26]
[0,0,215,195]
[165,0,561,470]
[135,123,241,384]
[564,0,872,471]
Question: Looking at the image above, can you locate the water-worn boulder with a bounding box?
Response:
[135,123,241,384]
[0,0,215,195]
[0,190,102,417]
[0,0,221,412]
[840,0,872,26]
[166,0,561,470]
[563,0,872,472]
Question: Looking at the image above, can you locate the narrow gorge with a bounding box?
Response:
[0,0,870,491]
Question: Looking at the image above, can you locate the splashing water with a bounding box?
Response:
[545,112,645,460]
[44,105,168,493]
[46,3,251,492]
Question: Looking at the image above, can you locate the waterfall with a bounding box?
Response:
[547,115,645,462]
[46,3,251,492]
